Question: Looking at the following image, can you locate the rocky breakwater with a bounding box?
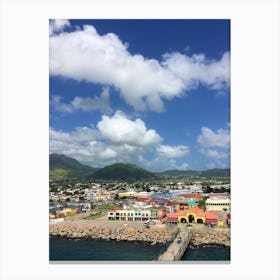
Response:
[190,228,230,247]
[49,224,173,244]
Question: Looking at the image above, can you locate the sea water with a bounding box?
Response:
[50,237,230,261]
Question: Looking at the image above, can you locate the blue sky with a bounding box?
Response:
[49,19,230,171]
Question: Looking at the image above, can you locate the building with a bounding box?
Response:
[95,191,112,202]
[118,191,136,199]
[86,192,96,202]
[178,193,203,201]
[166,207,219,225]
[205,197,231,212]
[150,207,167,222]
[108,208,152,222]
[174,198,198,211]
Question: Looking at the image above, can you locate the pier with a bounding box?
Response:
[158,224,193,261]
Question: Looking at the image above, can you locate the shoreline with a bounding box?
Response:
[49,222,173,244]
[190,228,230,247]
[49,222,230,247]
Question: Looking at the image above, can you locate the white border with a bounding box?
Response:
[0,0,279,279]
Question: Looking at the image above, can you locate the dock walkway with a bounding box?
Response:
[158,224,193,261]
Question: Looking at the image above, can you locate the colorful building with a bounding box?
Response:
[166,206,219,225]
[108,208,151,222]
[175,198,198,211]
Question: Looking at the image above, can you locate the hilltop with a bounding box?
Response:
[90,162,155,181]
[49,153,98,179]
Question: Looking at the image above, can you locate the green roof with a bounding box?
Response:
[188,199,196,206]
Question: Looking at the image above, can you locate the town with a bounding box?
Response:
[49,178,231,228]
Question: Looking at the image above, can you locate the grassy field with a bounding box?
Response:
[83,205,113,220]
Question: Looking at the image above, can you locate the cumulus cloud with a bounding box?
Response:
[156,144,189,158]
[50,127,116,165]
[49,19,70,35]
[50,22,230,112]
[49,111,191,170]
[162,52,230,92]
[97,110,162,147]
[50,111,164,167]
[197,127,230,148]
[199,148,228,159]
[138,155,189,172]
[51,87,112,114]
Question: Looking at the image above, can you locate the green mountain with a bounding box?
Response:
[49,153,230,180]
[90,162,155,181]
[158,168,230,178]
[49,153,98,179]
[201,168,230,178]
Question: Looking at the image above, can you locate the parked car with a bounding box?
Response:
[177,236,182,243]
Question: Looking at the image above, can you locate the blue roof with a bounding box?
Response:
[188,199,196,206]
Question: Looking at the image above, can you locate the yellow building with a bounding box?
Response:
[178,207,206,223]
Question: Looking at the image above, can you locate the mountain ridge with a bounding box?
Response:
[49,153,230,180]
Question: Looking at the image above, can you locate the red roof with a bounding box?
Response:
[205,211,219,220]
[179,194,203,199]
[185,207,205,216]
[167,210,186,219]
[137,197,150,202]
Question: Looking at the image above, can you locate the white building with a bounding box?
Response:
[205,197,231,212]
[108,209,151,222]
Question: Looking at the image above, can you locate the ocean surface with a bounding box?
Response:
[182,246,230,261]
[50,237,230,261]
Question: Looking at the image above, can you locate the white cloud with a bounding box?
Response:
[49,19,70,35]
[97,110,162,147]
[51,87,112,114]
[199,148,228,159]
[50,22,230,112]
[50,111,163,167]
[51,96,73,113]
[206,161,227,169]
[156,144,189,158]
[162,51,230,92]
[50,127,116,165]
[197,127,230,148]
[72,87,111,113]
[138,156,189,172]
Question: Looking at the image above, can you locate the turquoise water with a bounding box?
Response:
[50,237,230,261]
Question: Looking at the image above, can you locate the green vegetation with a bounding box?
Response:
[198,197,207,210]
[49,168,69,179]
[83,205,113,220]
[90,162,155,181]
[157,168,230,179]
[49,153,98,179]
[49,153,230,181]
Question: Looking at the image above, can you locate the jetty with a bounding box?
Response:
[158,224,193,261]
